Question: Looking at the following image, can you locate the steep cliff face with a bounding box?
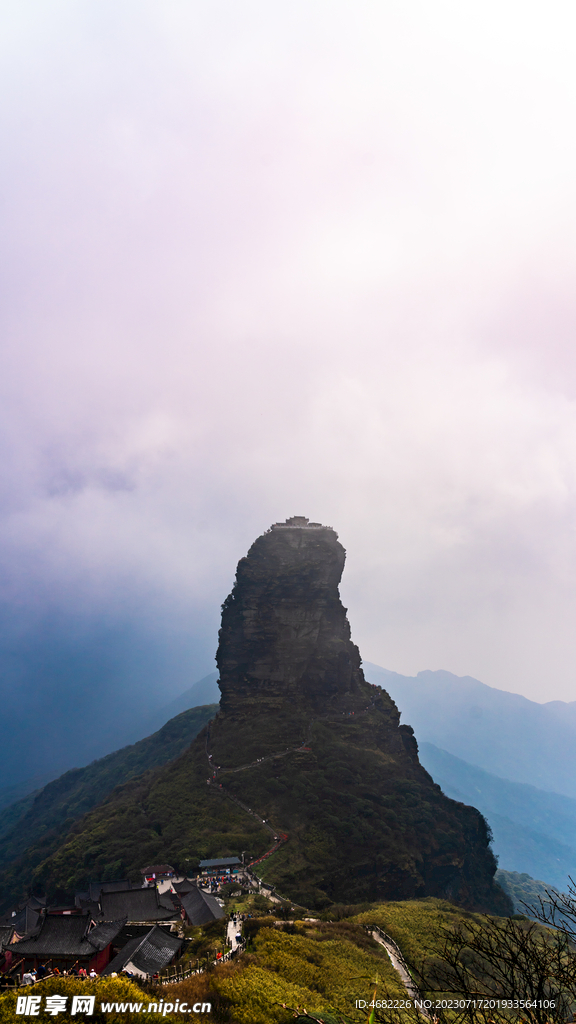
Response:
[217,520,366,716]
[13,518,511,914]
[208,517,511,912]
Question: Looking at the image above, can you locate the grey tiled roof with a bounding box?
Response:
[130,927,182,976]
[102,926,182,977]
[88,919,127,952]
[173,879,196,894]
[99,888,177,923]
[7,915,125,959]
[89,880,132,901]
[100,934,142,975]
[26,896,46,910]
[75,899,101,917]
[75,881,134,907]
[10,906,41,937]
[0,925,14,949]
[180,886,224,926]
[0,897,46,926]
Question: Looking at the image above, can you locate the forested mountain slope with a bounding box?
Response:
[0,703,216,908]
[366,663,576,799]
[418,742,576,891]
[9,519,510,914]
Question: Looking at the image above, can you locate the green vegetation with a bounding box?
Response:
[14,729,269,900]
[0,793,36,843]
[419,742,576,893]
[352,897,479,967]
[146,898,564,1023]
[181,917,228,965]
[222,921,403,1023]
[1,698,509,911]
[413,914,576,1024]
[0,976,172,1023]
[0,705,217,907]
[163,915,405,1023]
[0,909,405,1024]
[495,869,557,916]
[353,898,576,1023]
[0,522,510,914]
[2,897,571,1023]
[206,710,507,912]
[6,702,500,910]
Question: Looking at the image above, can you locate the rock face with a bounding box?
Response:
[217,518,365,716]
[210,517,511,912]
[16,517,511,913]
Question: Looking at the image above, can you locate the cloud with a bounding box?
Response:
[2,1,576,781]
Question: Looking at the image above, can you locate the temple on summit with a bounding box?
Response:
[271,516,329,529]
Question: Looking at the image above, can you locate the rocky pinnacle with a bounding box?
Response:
[216,517,370,715]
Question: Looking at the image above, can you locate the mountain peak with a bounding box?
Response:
[11,520,511,914]
[207,521,510,910]
[217,519,367,716]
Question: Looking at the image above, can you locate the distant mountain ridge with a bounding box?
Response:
[146,662,576,803]
[123,672,220,743]
[12,520,508,913]
[417,742,576,850]
[363,663,576,799]
[3,636,574,905]
[120,658,576,890]
[148,662,576,891]
[417,742,576,891]
[0,772,66,813]
[116,659,576,892]
[0,704,217,909]
[495,869,559,917]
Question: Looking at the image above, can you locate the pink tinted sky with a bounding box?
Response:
[2,1,576,702]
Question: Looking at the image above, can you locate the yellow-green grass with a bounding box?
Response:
[168,917,406,1024]
[0,976,169,1023]
[352,897,481,965]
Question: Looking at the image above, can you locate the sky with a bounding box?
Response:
[2,1,576,781]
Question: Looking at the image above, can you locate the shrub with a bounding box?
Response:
[0,976,170,1023]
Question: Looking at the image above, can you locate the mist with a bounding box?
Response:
[2,1,576,783]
